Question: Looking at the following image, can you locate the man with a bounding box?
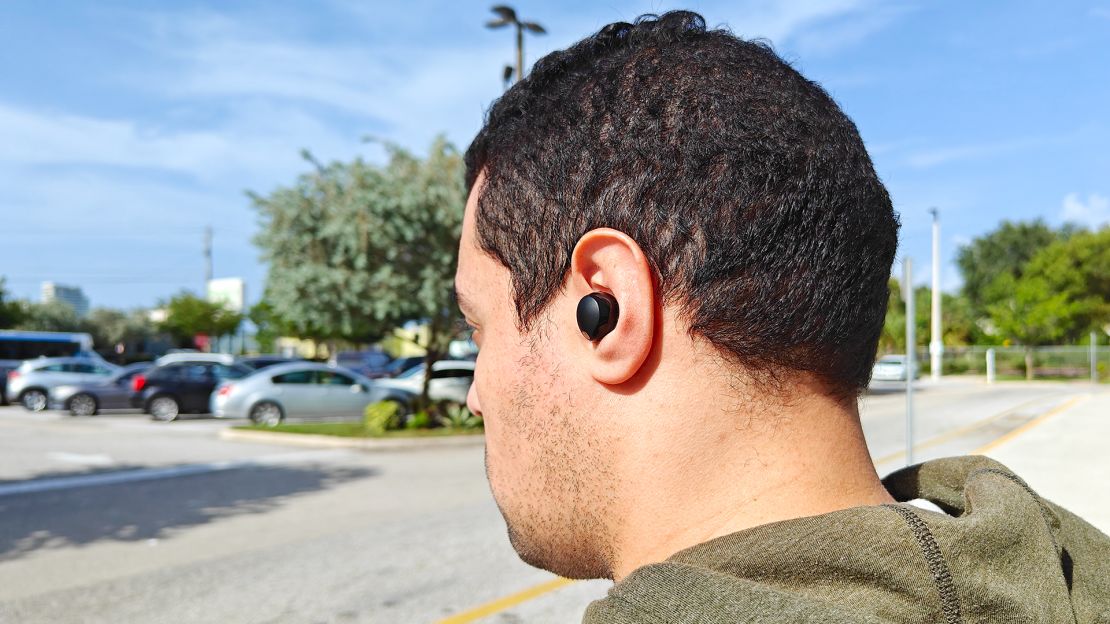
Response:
[454,10,1110,623]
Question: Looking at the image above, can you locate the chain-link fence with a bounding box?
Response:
[905,345,1109,381]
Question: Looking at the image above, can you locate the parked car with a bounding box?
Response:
[50,362,152,416]
[0,363,16,405]
[7,357,122,411]
[155,352,236,366]
[335,349,393,379]
[374,359,475,405]
[131,361,252,421]
[238,355,303,371]
[871,354,920,382]
[0,330,99,404]
[212,362,392,426]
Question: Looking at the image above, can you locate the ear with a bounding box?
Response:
[568,228,656,385]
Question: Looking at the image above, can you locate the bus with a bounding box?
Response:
[0,331,97,404]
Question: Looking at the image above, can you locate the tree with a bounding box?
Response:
[84,307,160,358]
[1020,226,1110,341]
[880,280,982,361]
[252,137,467,406]
[159,292,242,350]
[986,273,1082,379]
[0,278,25,329]
[878,278,907,354]
[15,300,83,332]
[248,299,293,354]
[955,219,1063,317]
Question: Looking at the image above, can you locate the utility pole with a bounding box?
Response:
[904,257,916,466]
[486,5,546,84]
[204,226,213,287]
[929,208,942,381]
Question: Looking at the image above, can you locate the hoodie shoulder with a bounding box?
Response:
[583,563,886,624]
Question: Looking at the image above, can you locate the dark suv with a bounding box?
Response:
[131,361,252,421]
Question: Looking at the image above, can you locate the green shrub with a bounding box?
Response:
[441,403,483,430]
[405,410,431,430]
[363,401,401,436]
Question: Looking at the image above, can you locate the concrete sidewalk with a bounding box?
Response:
[980,387,1110,534]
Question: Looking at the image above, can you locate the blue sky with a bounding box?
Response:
[1,1,1108,310]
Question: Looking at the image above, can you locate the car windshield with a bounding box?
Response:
[396,364,424,379]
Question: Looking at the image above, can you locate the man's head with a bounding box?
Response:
[455,11,898,579]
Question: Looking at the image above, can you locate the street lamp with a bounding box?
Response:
[486,5,546,84]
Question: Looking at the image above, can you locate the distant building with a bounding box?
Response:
[40,282,89,317]
[206,277,246,313]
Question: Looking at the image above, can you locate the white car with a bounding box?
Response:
[155,352,236,366]
[373,360,475,405]
[7,357,121,411]
[212,362,386,425]
[871,354,919,382]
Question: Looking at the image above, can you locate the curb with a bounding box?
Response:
[218,427,486,451]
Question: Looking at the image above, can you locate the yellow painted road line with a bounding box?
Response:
[972,395,1086,454]
[436,577,576,624]
[873,394,1061,465]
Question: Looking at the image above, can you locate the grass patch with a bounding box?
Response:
[994,374,1098,382]
[234,422,484,439]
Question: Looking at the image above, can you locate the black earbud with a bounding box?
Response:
[577,292,619,341]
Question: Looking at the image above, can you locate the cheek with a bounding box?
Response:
[477,337,548,462]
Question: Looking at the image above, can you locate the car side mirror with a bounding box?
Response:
[351,384,364,393]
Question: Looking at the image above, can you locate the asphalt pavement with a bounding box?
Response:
[0,378,1105,623]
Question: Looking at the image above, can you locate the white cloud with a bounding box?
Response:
[709,0,875,43]
[902,136,1048,169]
[126,1,896,152]
[0,101,365,187]
[788,3,912,57]
[131,11,509,151]
[1061,192,1110,227]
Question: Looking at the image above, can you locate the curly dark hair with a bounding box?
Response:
[464,11,899,398]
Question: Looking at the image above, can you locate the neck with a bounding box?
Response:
[607,380,893,581]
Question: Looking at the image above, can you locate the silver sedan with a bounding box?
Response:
[211,362,389,426]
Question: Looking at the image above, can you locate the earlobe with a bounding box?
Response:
[569,228,656,385]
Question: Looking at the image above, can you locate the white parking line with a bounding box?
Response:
[47,452,115,466]
[0,450,352,498]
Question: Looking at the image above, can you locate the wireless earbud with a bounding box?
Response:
[577,292,619,341]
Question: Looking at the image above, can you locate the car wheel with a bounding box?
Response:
[249,401,283,427]
[149,396,180,422]
[20,389,48,412]
[68,393,98,417]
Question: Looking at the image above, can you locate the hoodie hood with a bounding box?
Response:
[584,456,1110,623]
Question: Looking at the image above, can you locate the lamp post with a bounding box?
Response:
[929,208,943,381]
[904,257,916,466]
[486,5,546,84]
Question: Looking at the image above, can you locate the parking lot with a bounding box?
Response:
[0,378,1099,623]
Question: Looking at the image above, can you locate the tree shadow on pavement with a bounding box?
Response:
[0,463,378,561]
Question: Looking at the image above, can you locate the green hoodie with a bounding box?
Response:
[584,456,1110,623]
